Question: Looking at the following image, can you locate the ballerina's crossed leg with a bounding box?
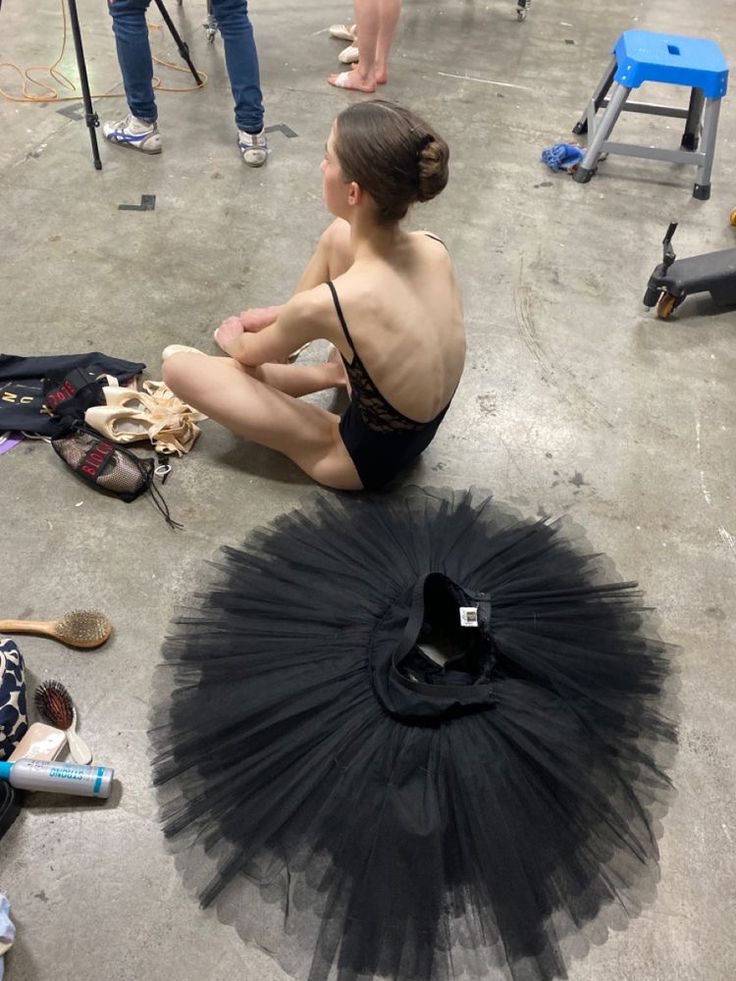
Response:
[163,101,462,492]
[162,219,364,490]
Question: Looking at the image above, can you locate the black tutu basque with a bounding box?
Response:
[151,488,676,981]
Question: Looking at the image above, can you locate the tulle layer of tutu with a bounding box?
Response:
[150,488,676,981]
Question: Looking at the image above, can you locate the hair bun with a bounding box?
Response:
[334,102,449,221]
[417,137,449,203]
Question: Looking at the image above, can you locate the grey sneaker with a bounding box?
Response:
[238,128,268,167]
[102,113,162,154]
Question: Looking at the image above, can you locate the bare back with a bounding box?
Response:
[329,232,465,422]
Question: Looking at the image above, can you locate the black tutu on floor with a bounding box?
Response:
[151,489,676,981]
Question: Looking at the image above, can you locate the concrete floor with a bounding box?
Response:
[1,0,735,978]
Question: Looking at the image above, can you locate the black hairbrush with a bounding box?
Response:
[34,680,93,763]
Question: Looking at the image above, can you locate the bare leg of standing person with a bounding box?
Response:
[329,0,379,92]
[375,0,401,84]
[328,0,400,90]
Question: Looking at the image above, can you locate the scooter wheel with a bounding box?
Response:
[656,292,682,320]
[730,208,736,227]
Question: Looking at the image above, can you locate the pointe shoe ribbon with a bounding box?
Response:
[85,383,206,456]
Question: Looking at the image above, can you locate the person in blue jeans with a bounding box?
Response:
[104,0,267,166]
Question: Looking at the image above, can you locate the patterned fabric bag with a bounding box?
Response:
[0,639,28,762]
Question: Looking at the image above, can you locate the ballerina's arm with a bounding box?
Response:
[216,286,336,367]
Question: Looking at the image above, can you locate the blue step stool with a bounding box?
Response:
[572,31,729,199]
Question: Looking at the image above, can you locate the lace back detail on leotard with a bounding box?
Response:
[326,280,436,434]
[343,358,427,433]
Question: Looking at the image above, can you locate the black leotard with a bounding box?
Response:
[327,281,453,490]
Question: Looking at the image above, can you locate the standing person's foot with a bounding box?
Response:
[238,128,268,167]
[102,113,162,153]
[328,70,376,92]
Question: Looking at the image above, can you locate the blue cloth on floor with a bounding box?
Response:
[541,143,585,171]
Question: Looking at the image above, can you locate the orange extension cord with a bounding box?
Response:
[0,0,207,104]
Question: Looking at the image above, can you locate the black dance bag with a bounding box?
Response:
[50,426,154,503]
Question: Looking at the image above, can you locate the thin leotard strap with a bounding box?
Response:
[326,281,356,353]
[424,233,447,248]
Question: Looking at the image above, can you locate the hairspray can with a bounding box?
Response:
[0,758,113,798]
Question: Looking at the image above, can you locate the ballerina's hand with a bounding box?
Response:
[214,316,245,355]
[239,306,281,332]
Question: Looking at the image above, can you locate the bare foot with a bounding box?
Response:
[328,70,376,93]
[347,62,387,84]
[239,305,282,332]
[214,316,245,354]
[336,62,386,84]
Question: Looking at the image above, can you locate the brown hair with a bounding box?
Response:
[333,101,449,223]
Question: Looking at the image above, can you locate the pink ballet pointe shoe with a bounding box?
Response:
[162,344,207,361]
[85,384,206,456]
[338,45,360,64]
[328,23,357,42]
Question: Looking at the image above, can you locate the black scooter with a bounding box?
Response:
[643,222,736,319]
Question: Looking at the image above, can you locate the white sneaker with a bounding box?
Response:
[102,113,162,154]
[238,128,268,167]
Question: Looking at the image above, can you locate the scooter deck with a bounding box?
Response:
[662,248,736,304]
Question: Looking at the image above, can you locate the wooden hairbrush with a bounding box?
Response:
[34,680,93,764]
[0,611,112,649]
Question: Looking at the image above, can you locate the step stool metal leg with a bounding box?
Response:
[574,82,630,184]
[573,56,616,135]
[680,88,704,151]
[693,97,721,200]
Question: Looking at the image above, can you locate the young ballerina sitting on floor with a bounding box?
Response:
[162,101,465,491]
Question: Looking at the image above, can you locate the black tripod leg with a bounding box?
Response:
[66,0,102,169]
[152,0,203,86]
[681,87,704,151]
